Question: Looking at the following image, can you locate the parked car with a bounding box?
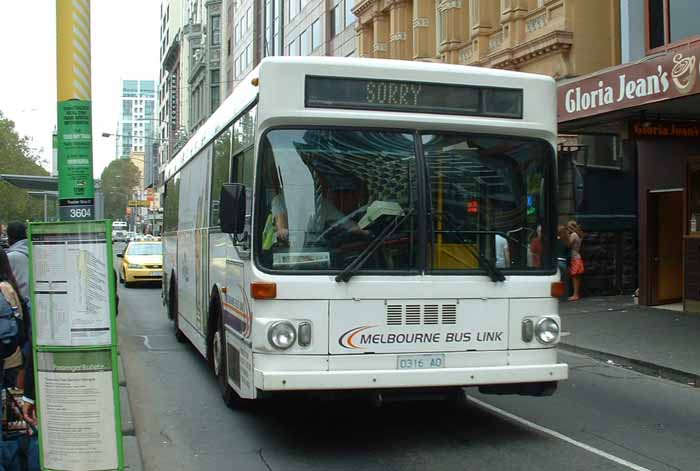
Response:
[117,241,163,287]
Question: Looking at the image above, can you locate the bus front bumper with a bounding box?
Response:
[254,361,568,391]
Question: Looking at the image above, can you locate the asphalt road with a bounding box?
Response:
[116,275,700,470]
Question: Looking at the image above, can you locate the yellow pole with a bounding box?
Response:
[56,0,91,102]
[56,0,95,220]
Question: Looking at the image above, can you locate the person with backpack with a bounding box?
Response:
[5,223,28,302]
[0,250,25,389]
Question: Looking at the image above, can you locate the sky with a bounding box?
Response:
[0,0,161,178]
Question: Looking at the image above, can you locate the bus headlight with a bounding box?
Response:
[268,321,296,350]
[535,317,560,345]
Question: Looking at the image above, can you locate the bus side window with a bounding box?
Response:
[164,175,181,233]
[211,126,233,227]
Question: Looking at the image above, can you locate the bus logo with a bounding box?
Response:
[338,326,377,350]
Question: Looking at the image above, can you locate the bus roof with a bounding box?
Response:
[163,57,556,182]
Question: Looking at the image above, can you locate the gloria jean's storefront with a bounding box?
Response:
[558,41,700,312]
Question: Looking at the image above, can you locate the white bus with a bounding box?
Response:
[162,57,567,408]
[112,220,128,242]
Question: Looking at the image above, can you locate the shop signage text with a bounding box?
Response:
[631,121,700,138]
[559,43,700,122]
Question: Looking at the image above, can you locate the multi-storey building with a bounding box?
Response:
[159,0,188,174]
[353,0,619,77]
[221,0,358,102]
[116,80,157,159]
[115,79,159,194]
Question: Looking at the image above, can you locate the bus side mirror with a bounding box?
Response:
[220,183,246,234]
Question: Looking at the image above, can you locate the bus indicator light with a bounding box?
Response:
[550,282,566,298]
[251,282,277,299]
[298,322,312,347]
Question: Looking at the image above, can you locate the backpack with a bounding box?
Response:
[0,292,23,360]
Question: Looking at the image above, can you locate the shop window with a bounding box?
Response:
[647,0,700,51]
[574,135,622,169]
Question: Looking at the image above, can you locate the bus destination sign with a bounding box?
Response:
[305,76,523,118]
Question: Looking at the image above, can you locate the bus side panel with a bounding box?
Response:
[208,231,228,304]
[176,147,211,354]
[220,257,255,398]
[224,324,255,399]
[176,160,197,335]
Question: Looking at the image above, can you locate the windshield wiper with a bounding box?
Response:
[434,213,505,282]
[335,208,415,283]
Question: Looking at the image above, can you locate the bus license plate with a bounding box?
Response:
[150,271,162,277]
[397,354,445,370]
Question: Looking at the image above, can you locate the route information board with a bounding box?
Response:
[32,230,111,346]
[29,221,123,471]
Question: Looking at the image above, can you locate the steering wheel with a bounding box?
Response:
[315,205,369,241]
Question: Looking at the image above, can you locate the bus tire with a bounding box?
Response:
[169,279,187,343]
[212,305,250,410]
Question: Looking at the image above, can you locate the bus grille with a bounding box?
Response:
[386,304,458,326]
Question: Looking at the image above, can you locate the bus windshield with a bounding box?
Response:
[256,128,552,274]
[423,133,552,272]
[257,129,417,272]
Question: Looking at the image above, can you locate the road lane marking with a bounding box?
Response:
[466,396,652,471]
[139,335,153,350]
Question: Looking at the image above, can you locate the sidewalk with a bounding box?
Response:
[558,296,700,386]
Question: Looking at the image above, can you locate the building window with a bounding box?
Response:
[211,15,221,46]
[264,0,284,57]
[211,70,220,111]
[288,37,300,55]
[123,101,133,119]
[647,0,700,50]
[312,19,322,50]
[289,0,299,20]
[331,4,343,37]
[247,7,253,33]
[300,29,311,55]
[344,0,355,28]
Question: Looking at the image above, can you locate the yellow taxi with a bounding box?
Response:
[118,241,163,287]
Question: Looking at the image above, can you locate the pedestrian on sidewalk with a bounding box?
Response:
[556,225,571,300]
[0,249,25,389]
[567,220,585,301]
[5,223,28,302]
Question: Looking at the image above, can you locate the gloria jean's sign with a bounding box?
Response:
[558,43,700,122]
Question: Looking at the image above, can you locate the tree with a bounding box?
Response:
[100,159,141,221]
[0,111,51,223]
